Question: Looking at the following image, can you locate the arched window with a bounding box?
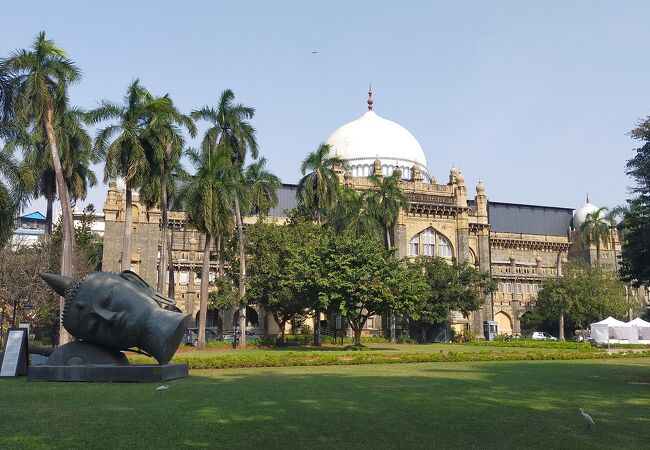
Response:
[408,228,453,259]
[409,234,419,256]
[422,228,435,256]
[438,234,452,258]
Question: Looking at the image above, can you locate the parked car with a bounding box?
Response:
[530,331,558,341]
[182,328,221,346]
[222,330,260,342]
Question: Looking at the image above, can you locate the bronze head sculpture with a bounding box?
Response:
[40,271,191,365]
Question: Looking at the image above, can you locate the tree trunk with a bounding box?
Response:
[596,243,601,266]
[353,324,362,346]
[273,312,286,344]
[385,226,397,343]
[44,195,53,246]
[313,309,321,346]
[157,172,168,294]
[197,235,211,348]
[121,186,134,272]
[234,196,247,349]
[44,107,74,346]
[167,224,175,299]
[559,307,565,341]
[157,223,166,293]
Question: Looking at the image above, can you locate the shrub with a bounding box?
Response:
[396,335,416,344]
[452,329,476,343]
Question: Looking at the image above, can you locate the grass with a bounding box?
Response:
[2,358,650,449]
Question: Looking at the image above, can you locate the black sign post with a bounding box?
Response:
[0,328,29,377]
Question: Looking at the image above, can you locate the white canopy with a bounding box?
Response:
[592,316,627,327]
[590,316,648,344]
[628,318,650,327]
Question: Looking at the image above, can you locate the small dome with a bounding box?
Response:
[573,202,599,229]
[326,109,429,180]
[456,172,465,184]
[476,180,485,193]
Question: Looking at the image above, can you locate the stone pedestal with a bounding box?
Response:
[28,363,189,382]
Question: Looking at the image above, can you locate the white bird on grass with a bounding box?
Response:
[155,385,169,391]
[580,408,595,427]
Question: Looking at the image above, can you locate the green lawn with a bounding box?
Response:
[2,358,650,449]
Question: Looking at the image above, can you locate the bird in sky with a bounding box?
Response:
[312,51,319,54]
[580,408,595,427]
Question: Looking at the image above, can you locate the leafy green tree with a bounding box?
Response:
[88,80,163,271]
[3,32,82,344]
[138,94,196,297]
[320,233,430,345]
[536,260,626,338]
[620,117,650,286]
[409,257,496,342]
[182,146,236,348]
[192,89,259,349]
[580,207,611,264]
[0,147,29,247]
[247,220,319,343]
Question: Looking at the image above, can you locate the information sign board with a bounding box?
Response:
[0,328,28,377]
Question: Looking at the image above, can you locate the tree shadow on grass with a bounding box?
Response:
[1,359,650,449]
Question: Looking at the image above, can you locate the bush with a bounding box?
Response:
[396,335,416,344]
[452,329,476,343]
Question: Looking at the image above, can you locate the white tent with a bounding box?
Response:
[628,318,650,342]
[590,317,627,343]
[590,317,650,344]
[628,317,650,327]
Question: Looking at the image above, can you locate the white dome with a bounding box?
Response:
[325,110,430,180]
[573,202,599,228]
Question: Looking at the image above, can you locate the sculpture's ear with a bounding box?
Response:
[120,270,177,307]
[120,270,150,289]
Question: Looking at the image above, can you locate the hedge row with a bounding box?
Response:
[183,335,391,348]
[465,340,597,351]
[131,349,650,370]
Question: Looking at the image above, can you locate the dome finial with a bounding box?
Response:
[367,84,373,111]
[586,192,589,203]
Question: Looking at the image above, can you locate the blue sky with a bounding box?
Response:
[2,1,649,213]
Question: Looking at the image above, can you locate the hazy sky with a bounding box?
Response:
[2,1,649,213]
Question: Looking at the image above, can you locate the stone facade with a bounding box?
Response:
[102,164,623,339]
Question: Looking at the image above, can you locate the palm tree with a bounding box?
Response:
[297,143,348,345]
[328,185,380,238]
[2,32,81,344]
[365,170,410,342]
[580,207,611,265]
[181,147,236,348]
[88,80,163,272]
[192,89,258,349]
[138,94,196,297]
[297,143,347,225]
[245,157,280,218]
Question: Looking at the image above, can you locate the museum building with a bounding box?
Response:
[101,91,621,339]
